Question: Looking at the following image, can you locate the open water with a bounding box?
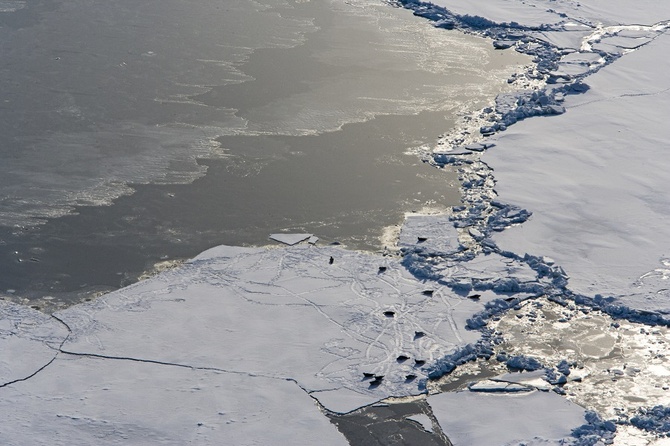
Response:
[0,0,529,305]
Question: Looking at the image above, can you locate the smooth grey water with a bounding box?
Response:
[0,0,529,305]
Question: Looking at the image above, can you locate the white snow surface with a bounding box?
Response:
[0,303,68,386]
[0,354,347,446]
[488,32,670,310]
[428,0,670,27]
[55,244,483,409]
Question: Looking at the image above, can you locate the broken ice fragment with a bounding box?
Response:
[465,143,487,152]
[468,380,532,393]
[307,236,319,245]
[493,40,515,49]
[407,414,433,433]
[269,233,312,246]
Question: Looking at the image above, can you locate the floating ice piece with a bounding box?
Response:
[467,379,532,392]
[406,414,434,433]
[493,40,515,50]
[307,235,319,245]
[269,233,313,245]
[464,142,495,152]
[491,370,553,391]
[429,390,587,446]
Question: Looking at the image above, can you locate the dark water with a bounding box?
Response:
[330,400,452,446]
[0,0,529,306]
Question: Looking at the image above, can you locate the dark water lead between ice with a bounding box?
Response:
[0,0,530,308]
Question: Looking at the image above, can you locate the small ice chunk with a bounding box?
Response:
[307,236,319,245]
[468,380,531,393]
[493,40,515,49]
[491,370,552,391]
[465,143,487,152]
[269,234,312,246]
[407,414,434,433]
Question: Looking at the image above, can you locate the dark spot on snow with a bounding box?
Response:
[329,256,334,265]
[363,372,375,380]
[30,305,40,310]
[397,355,410,363]
[383,311,395,318]
[422,290,434,297]
[405,374,417,382]
[414,360,426,367]
[417,237,428,243]
[414,331,425,340]
[378,266,387,273]
[467,294,481,300]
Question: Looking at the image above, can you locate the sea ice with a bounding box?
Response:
[54,243,489,414]
[0,302,68,386]
[269,233,313,245]
[0,354,347,446]
[488,33,670,314]
[428,390,587,446]
[406,413,434,433]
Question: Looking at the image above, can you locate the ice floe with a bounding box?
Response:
[428,390,587,446]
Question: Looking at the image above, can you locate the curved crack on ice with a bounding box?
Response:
[0,355,60,389]
[0,305,71,388]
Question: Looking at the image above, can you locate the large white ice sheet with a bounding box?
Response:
[0,302,68,386]
[427,0,670,26]
[488,33,670,310]
[0,355,347,446]
[56,243,484,413]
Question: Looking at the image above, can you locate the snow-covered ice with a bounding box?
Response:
[0,354,348,446]
[3,0,670,444]
[488,31,670,313]
[428,390,587,446]
[269,233,314,246]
